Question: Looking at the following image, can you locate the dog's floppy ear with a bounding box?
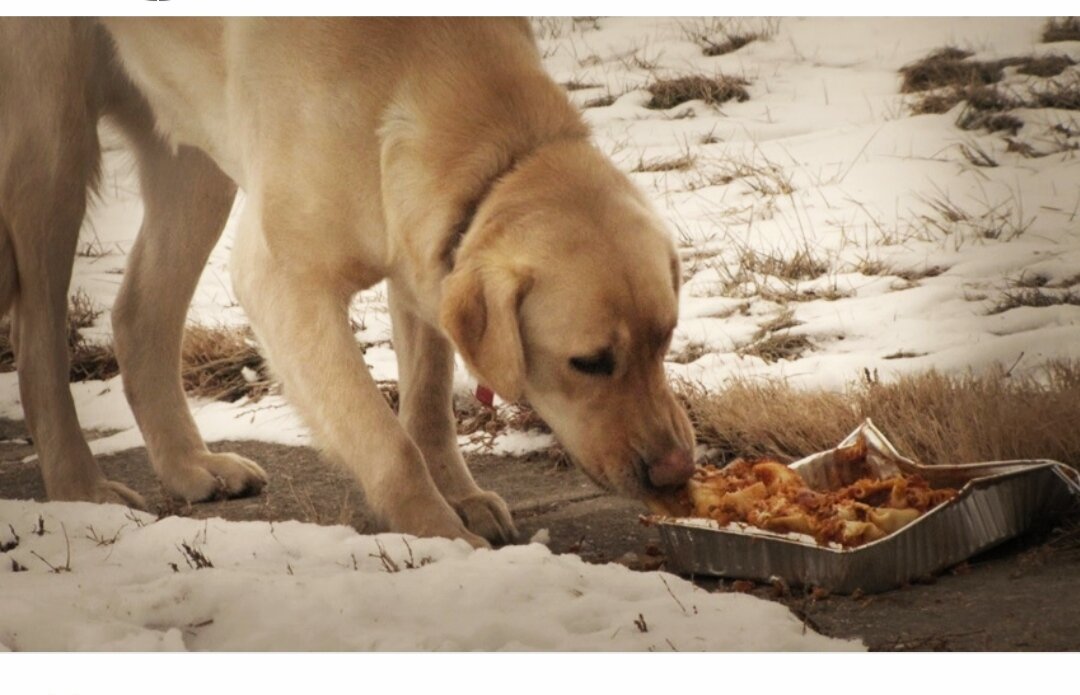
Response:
[440,260,531,402]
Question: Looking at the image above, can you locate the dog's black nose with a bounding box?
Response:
[647,448,695,488]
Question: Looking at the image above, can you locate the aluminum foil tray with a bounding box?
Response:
[656,420,1080,594]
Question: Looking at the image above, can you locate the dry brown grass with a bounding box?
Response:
[743,248,827,282]
[631,153,697,173]
[883,350,927,360]
[180,325,273,402]
[1017,54,1076,77]
[988,288,1080,315]
[902,45,1080,140]
[737,332,813,364]
[561,79,602,91]
[646,75,750,110]
[1031,74,1080,110]
[705,159,794,196]
[582,93,618,109]
[699,33,757,57]
[678,18,779,57]
[677,361,1080,468]
[668,340,710,365]
[705,244,850,304]
[894,264,947,282]
[958,141,1000,167]
[900,48,1010,94]
[1043,17,1080,43]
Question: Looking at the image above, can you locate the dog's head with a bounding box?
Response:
[440,140,695,503]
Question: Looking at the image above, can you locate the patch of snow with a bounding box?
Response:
[0,500,859,651]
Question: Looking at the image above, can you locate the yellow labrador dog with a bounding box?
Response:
[0,18,695,547]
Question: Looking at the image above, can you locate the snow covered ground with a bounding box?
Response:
[0,499,858,651]
[2,17,1079,651]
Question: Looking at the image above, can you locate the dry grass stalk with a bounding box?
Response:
[676,361,1080,468]
[958,142,999,167]
[561,79,601,91]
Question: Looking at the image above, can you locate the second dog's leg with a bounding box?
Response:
[388,284,517,545]
[112,140,267,501]
[4,142,143,507]
[231,212,486,547]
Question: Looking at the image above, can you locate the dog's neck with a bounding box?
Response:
[377,63,588,323]
[440,134,580,271]
[440,157,518,272]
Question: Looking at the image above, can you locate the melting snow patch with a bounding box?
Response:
[0,500,860,651]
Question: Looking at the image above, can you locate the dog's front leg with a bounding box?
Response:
[388,284,518,545]
[231,213,487,547]
[112,141,267,502]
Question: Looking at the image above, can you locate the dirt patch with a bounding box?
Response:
[3,420,1079,650]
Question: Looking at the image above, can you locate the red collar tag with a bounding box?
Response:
[475,384,495,408]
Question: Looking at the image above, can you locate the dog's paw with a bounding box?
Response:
[453,490,518,546]
[386,500,491,549]
[160,451,268,502]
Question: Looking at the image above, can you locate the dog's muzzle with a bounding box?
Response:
[646,448,695,488]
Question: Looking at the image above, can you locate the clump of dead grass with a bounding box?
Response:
[582,93,618,109]
[646,75,750,110]
[705,244,850,303]
[668,341,710,365]
[987,288,1080,315]
[704,159,794,196]
[180,325,273,402]
[737,332,813,364]
[900,48,1015,95]
[679,18,779,57]
[743,248,827,281]
[901,45,1080,145]
[1043,17,1080,43]
[1018,54,1077,77]
[676,360,1080,468]
[733,309,814,364]
[898,46,1080,158]
[631,153,697,173]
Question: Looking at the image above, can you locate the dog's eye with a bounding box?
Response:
[569,350,615,376]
